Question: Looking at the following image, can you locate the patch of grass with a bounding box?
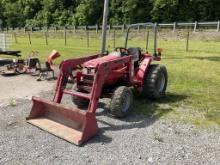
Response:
[9,99,17,107]
[153,132,164,142]
[3,31,220,127]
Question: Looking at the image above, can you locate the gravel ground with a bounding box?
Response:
[0,91,220,165]
[0,74,54,107]
[0,74,219,165]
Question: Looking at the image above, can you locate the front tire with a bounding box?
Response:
[109,86,133,118]
[141,64,168,99]
[72,96,89,108]
[71,84,89,108]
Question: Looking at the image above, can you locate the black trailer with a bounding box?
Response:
[0,51,21,66]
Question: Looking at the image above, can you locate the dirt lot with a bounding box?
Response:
[0,74,219,165]
[0,74,55,107]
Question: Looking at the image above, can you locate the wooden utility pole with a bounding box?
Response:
[101,0,109,53]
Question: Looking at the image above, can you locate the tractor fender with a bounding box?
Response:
[134,57,152,83]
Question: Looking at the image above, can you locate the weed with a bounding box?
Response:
[153,132,164,142]
[9,99,17,107]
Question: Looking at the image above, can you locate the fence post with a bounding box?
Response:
[96,24,98,34]
[137,25,140,32]
[217,21,220,32]
[45,32,48,45]
[74,25,76,33]
[14,32,18,44]
[122,24,125,33]
[28,32,31,45]
[186,31,190,52]
[173,22,177,32]
[193,21,197,32]
[86,30,89,48]
[113,30,116,48]
[108,24,111,35]
[146,31,150,51]
[64,26,67,46]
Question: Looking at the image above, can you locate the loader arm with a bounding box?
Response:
[54,54,99,103]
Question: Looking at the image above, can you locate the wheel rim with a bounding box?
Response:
[16,65,26,73]
[156,73,165,92]
[121,92,131,112]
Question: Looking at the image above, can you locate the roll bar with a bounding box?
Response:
[124,23,158,56]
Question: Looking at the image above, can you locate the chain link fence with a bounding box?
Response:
[0,33,12,51]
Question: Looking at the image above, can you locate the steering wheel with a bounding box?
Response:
[115,47,129,56]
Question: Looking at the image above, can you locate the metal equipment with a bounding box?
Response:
[0,50,60,76]
[0,51,21,66]
[0,51,40,75]
[37,50,61,81]
[27,23,168,145]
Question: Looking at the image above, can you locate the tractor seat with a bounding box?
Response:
[128,47,141,62]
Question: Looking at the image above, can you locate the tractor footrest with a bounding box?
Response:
[63,90,91,99]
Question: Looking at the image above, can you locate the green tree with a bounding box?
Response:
[110,0,152,24]
[190,0,220,21]
[74,0,103,25]
[1,0,220,27]
[151,0,179,22]
[109,0,124,24]
[2,0,24,27]
[0,1,4,27]
[123,0,152,24]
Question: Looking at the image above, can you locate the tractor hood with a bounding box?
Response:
[83,54,120,68]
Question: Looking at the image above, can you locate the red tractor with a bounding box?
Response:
[27,23,168,145]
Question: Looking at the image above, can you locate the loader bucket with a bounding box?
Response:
[26,97,98,145]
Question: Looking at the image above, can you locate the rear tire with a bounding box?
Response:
[109,86,133,118]
[141,64,168,99]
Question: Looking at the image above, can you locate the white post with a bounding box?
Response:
[101,0,109,54]
[217,21,220,32]
[173,22,176,33]
[3,34,6,51]
[193,21,197,32]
